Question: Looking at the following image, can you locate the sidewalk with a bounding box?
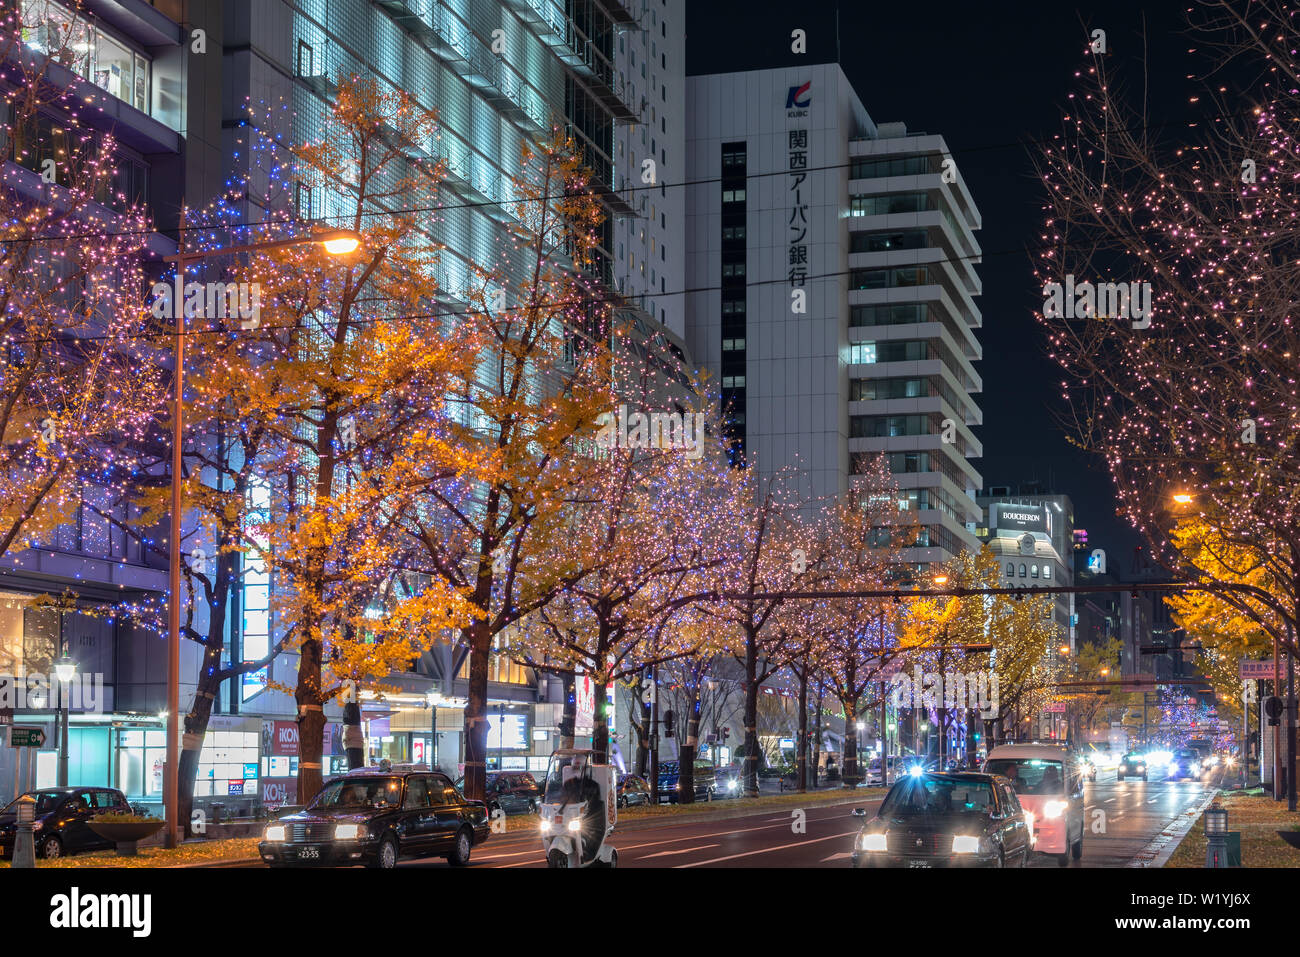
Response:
[1166,789,1300,868]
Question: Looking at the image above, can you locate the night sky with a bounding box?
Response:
[686,0,1203,567]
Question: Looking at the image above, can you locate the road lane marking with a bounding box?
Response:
[1105,798,1116,803]
[642,844,721,859]
[821,851,853,862]
[483,808,867,865]
[676,830,859,867]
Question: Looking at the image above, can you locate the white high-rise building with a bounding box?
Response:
[684,63,984,568]
[612,0,686,338]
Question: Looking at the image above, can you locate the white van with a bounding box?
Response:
[983,744,1085,866]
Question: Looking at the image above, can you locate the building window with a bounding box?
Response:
[850,303,927,328]
[20,0,153,115]
[847,342,877,364]
[1043,565,1052,580]
[722,188,746,203]
[1006,563,1015,577]
[849,266,929,290]
[722,375,746,388]
[850,229,928,253]
[849,192,930,216]
[850,155,937,179]
[1031,564,1039,578]
[1019,564,1027,577]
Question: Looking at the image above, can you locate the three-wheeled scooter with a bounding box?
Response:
[538,748,618,868]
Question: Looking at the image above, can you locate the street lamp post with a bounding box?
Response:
[54,654,75,787]
[159,228,360,848]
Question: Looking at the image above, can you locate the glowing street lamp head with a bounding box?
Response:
[932,573,949,587]
[1172,492,1194,506]
[54,655,75,684]
[318,230,362,255]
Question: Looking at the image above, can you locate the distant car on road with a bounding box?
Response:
[1167,749,1202,780]
[0,786,131,860]
[1117,752,1148,782]
[259,766,490,868]
[851,771,1032,868]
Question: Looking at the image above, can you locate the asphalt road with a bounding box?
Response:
[232,762,1226,869]
[454,763,1226,869]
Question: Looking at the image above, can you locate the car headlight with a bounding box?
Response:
[31,820,42,832]
[858,832,888,852]
[728,779,738,790]
[264,825,286,842]
[1043,801,1068,819]
[335,823,367,840]
[540,818,552,833]
[1136,764,1145,771]
[951,835,981,854]
[567,818,582,832]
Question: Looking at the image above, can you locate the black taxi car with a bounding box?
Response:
[0,786,132,859]
[258,765,490,868]
[851,771,1032,868]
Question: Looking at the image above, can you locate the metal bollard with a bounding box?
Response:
[11,794,36,868]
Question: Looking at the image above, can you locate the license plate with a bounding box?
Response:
[296,846,321,860]
[908,859,931,868]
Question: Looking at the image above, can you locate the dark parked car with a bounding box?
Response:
[851,772,1032,869]
[457,771,541,816]
[0,786,131,860]
[657,760,717,802]
[258,765,490,868]
[1117,751,1148,782]
[616,774,652,808]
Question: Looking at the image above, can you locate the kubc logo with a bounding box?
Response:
[786,81,811,109]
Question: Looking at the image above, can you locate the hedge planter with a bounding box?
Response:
[87,820,166,857]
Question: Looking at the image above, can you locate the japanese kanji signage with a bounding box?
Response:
[788,127,808,288]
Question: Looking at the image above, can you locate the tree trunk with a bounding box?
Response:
[842,696,859,788]
[592,677,610,765]
[633,668,651,776]
[679,691,700,804]
[295,633,326,806]
[462,616,491,801]
[559,669,577,750]
[179,547,234,836]
[742,626,760,797]
[813,683,823,789]
[796,664,809,792]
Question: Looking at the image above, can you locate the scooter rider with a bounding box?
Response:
[559,755,604,862]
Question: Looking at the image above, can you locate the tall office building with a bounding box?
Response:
[0,0,671,810]
[610,0,685,336]
[975,488,1076,647]
[684,63,984,568]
